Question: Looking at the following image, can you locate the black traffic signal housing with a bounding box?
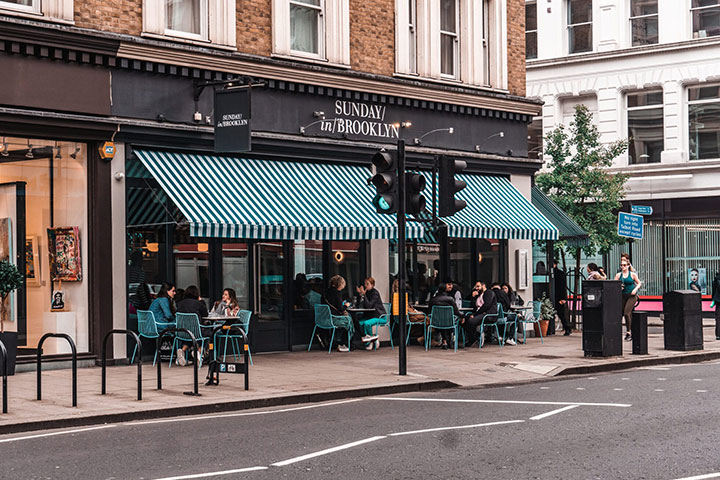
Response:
[370,151,398,214]
[405,172,426,215]
[438,156,467,217]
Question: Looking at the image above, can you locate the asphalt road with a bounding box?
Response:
[3,362,720,480]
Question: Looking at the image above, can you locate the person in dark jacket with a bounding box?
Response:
[429,283,462,350]
[356,277,386,350]
[491,283,516,345]
[463,281,497,347]
[322,275,378,352]
[712,272,720,340]
[552,260,570,336]
[174,285,208,366]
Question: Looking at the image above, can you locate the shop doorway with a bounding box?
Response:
[252,241,289,352]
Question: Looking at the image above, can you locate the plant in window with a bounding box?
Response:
[0,260,23,334]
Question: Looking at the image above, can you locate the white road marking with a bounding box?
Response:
[669,472,720,480]
[576,387,585,391]
[613,388,623,391]
[126,399,363,426]
[154,466,268,480]
[271,436,386,466]
[654,389,665,392]
[540,387,550,390]
[587,377,598,380]
[389,420,524,437]
[372,397,631,408]
[697,390,707,393]
[658,378,667,381]
[693,379,703,382]
[643,366,670,371]
[0,425,116,443]
[530,405,580,421]
[505,386,516,389]
[621,378,630,380]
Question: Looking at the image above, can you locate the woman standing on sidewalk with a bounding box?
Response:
[615,254,642,342]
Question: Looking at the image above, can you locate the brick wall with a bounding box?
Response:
[506,0,526,96]
[236,0,272,56]
[349,0,395,76]
[75,0,142,35]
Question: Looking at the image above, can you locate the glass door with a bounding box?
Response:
[253,241,289,351]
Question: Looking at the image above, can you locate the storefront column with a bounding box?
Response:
[111,143,127,358]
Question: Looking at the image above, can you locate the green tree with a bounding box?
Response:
[536,104,629,326]
[0,260,23,333]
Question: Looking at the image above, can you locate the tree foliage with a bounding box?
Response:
[536,104,629,256]
[0,260,23,331]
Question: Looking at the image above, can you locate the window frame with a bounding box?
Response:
[629,0,659,47]
[567,0,593,55]
[408,0,418,74]
[690,1,720,39]
[439,0,460,80]
[289,0,325,59]
[164,0,210,42]
[0,0,40,15]
[525,0,537,59]
[626,89,664,165]
[687,84,720,161]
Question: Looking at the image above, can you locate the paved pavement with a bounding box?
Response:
[3,361,720,479]
[2,326,720,433]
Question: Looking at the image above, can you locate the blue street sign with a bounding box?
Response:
[631,205,653,215]
[618,212,644,239]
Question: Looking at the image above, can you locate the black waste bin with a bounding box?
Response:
[631,311,648,355]
[663,290,703,351]
[582,280,623,357]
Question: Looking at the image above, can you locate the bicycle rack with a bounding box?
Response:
[0,339,7,413]
[156,328,200,396]
[102,330,143,401]
[205,324,250,391]
[37,333,77,407]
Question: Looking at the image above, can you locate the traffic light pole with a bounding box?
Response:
[397,138,407,376]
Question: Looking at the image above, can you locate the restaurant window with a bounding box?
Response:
[293,240,323,310]
[440,0,459,78]
[630,0,658,46]
[329,241,361,301]
[143,0,235,46]
[692,0,720,39]
[174,231,210,300]
[526,1,538,59]
[528,116,543,159]
[222,243,249,309]
[568,0,592,54]
[627,90,664,164]
[688,84,720,161]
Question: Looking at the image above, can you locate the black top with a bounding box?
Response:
[323,288,346,316]
[554,266,568,302]
[176,297,209,321]
[360,288,386,318]
[429,293,461,317]
[475,289,497,316]
[713,274,720,303]
[492,287,511,313]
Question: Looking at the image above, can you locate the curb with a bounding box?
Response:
[555,350,720,376]
[0,379,458,435]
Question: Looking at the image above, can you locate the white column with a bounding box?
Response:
[111,143,127,359]
[659,1,689,44]
[509,175,533,296]
[537,0,564,59]
[596,87,623,165]
[662,81,685,163]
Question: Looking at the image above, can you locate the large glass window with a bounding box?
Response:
[222,243,249,309]
[692,0,720,39]
[293,240,323,310]
[627,90,664,164]
[166,0,207,38]
[528,116,543,159]
[526,1,538,59]
[329,241,361,300]
[290,0,323,55]
[440,0,459,78]
[174,232,209,300]
[630,0,658,46]
[688,85,720,161]
[568,0,592,54]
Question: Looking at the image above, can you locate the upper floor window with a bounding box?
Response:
[627,90,663,165]
[526,1,538,59]
[568,0,592,54]
[630,0,658,46]
[691,0,720,39]
[290,0,323,55]
[408,0,418,74]
[0,0,72,22]
[166,0,207,40]
[0,0,40,14]
[440,0,459,78]
[143,0,236,47]
[688,85,720,160]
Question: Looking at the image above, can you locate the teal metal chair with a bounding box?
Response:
[495,305,518,346]
[426,306,459,352]
[169,313,210,367]
[478,306,504,349]
[373,302,393,350]
[390,310,428,346]
[521,301,544,344]
[309,304,354,353]
[214,310,253,365]
[133,310,165,366]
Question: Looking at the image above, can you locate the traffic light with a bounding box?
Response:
[438,156,467,217]
[370,151,398,214]
[405,172,426,215]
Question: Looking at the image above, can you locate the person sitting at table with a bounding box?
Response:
[323,275,378,352]
[210,288,241,317]
[429,280,462,350]
[356,277,386,350]
[491,282,516,345]
[501,283,523,306]
[149,282,176,324]
[463,281,497,347]
[175,285,209,366]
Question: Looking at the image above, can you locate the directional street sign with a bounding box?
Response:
[631,205,653,215]
[618,212,644,240]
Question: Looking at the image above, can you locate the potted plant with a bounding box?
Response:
[0,260,23,375]
[534,292,556,338]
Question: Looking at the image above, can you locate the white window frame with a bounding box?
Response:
[567,0,593,55]
[626,89,664,165]
[690,1,720,39]
[525,0,537,59]
[628,0,658,47]
[408,0,418,74]
[439,0,460,80]
[0,0,40,15]
[0,0,73,23]
[164,0,209,42]
[687,84,720,161]
[143,0,236,48]
[288,0,324,59]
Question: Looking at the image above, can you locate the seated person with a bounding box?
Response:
[148,282,176,324]
[355,277,386,350]
[390,279,428,344]
[210,288,241,317]
[174,285,209,366]
[463,281,497,347]
[491,282,516,345]
[429,280,462,350]
[322,275,378,352]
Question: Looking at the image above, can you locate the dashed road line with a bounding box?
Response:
[669,472,720,480]
[271,436,387,466]
[373,397,631,408]
[154,466,268,480]
[697,390,707,393]
[0,425,117,443]
[389,420,524,436]
[530,405,579,421]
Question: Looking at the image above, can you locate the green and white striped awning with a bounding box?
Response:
[134,150,424,240]
[421,173,559,240]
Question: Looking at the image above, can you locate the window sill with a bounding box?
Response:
[270,53,351,70]
[0,8,74,25]
[393,72,508,95]
[140,32,236,52]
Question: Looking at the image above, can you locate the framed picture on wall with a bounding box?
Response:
[516,249,529,290]
[25,235,42,286]
[47,227,82,282]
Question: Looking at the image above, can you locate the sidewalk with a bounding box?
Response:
[2,326,720,433]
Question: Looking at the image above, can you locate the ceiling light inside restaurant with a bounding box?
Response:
[197,243,209,253]
[333,251,345,263]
